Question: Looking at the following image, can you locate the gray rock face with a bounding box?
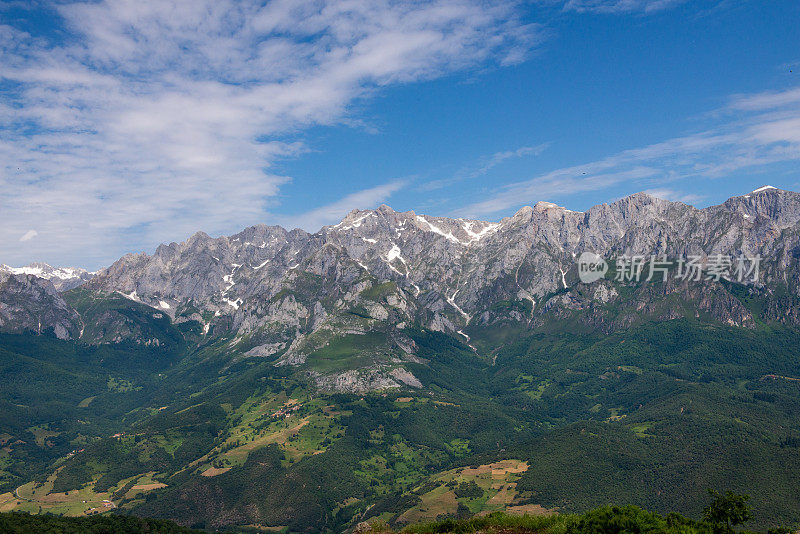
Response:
[4,185,800,390]
[84,186,800,334]
[311,366,422,393]
[0,272,82,339]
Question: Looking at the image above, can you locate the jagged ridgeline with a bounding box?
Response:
[1,186,800,531]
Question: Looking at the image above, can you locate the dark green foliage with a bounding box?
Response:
[4,314,800,531]
[131,440,366,531]
[481,319,800,527]
[703,491,753,534]
[404,502,782,534]
[0,331,187,493]
[403,511,568,534]
[453,481,483,499]
[111,478,138,501]
[566,505,703,534]
[0,503,789,534]
[63,289,187,352]
[0,511,203,533]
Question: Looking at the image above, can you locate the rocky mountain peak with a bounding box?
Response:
[7,187,800,366]
[0,262,94,291]
[509,205,534,221]
[720,186,800,229]
[0,271,82,339]
[376,203,397,214]
[533,201,566,212]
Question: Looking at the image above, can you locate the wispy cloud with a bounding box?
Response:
[0,0,542,268]
[19,230,38,242]
[455,165,658,217]
[563,0,688,13]
[728,87,800,112]
[420,143,549,192]
[277,180,406,232]
[454,85,800,218]
[471,144,550,178]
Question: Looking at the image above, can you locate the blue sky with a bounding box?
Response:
[1,0,799,269]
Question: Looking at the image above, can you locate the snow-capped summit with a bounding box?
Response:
[751,185,778,194]
[0,262,94,291]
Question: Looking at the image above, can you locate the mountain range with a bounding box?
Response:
[0,263,95,292]
[1,186,800,530]
[3,185,800,390]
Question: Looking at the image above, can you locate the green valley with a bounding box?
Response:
[2,311,800,531]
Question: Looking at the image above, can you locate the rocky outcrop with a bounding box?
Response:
[312,365,422,393]
[0,272,82,339]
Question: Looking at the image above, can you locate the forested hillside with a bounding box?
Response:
[2,316,800,531]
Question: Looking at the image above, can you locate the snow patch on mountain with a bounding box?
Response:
[223,297,242,310]
[447,290,470,322]
[386,244,404,263]
[415,216,465,245]
[119,290,139,301]
[1,263,94,291]
[334,211,375,231]
[461,220,500,243]
[752,185,777,193]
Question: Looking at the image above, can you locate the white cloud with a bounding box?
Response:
[454,85,800,218]
[19,229,38,242]
[729,87,800,111]
[563,0,688,13]
[471,144,550,178]
[277,180,406,231]
[0,0,541,268]
[419,143,549,192]
[456,165,658,217]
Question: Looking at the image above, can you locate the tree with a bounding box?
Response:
[703,490,752,533]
